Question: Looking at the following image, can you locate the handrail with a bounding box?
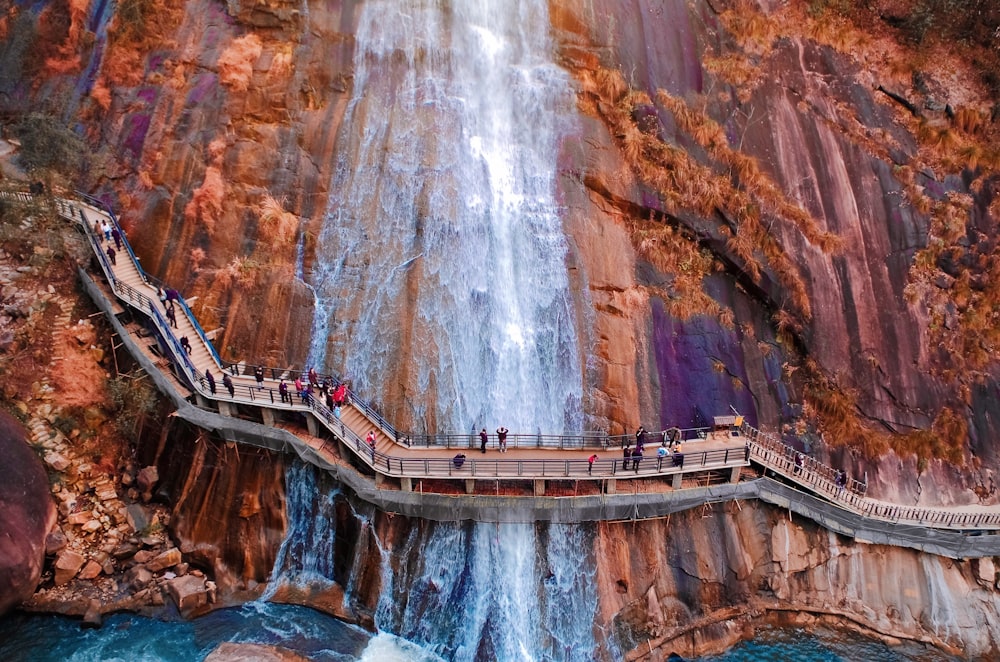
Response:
[740,419,1000,531]
[71,189,226,368]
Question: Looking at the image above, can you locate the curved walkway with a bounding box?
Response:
[10,188,1000,542]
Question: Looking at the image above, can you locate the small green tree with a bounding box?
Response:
[106,371,159,440]
[12,112,85,178]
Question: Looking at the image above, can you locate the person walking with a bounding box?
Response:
[366,430,376,461]
[254,365,265,390]
[622,444,631,470]
[205,369,216,395]
[101,221,112,242]
[279,379,289,403]
[180,336,192,355]
[479,428,488,453]
[106,246,116,265]
[222,373,234,397]
[496,426,509,453]
[588,453,598,475]
[111,227,122,250]
[165,303,177,328]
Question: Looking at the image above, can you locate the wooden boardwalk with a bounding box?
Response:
[12,188,1000,537]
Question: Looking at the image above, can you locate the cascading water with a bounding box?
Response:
[263,461,343,598]
[375,521,597,660]
[296,1,599,659]
[305,0,583,435]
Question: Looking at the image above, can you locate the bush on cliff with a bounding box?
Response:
[12,112,83,178]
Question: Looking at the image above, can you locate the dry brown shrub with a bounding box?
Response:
[218,34,263,92]
[183,166,224,235]
[190,247,206,273]
[269,46,294,79]
[90,79,112,111]
[102,47,144,87]
[594,68,628,104]
[42,0,88,76]
[207,138,227,165]
[952,107,985,135]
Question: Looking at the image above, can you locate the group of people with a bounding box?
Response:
[95,219,124,267]
[621,426,684,471]
[281,369,349,414]
[478,426,510,453]
[157,287,181,329]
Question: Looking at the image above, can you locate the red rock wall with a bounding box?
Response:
[141,418,287,596]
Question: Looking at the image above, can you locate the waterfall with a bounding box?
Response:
[306,0,582,435]
[295,1,596,658]
[263,462,342,598]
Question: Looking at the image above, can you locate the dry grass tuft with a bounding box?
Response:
[183,166,224,236]
[257,194,299,246]
[90,79,112,111]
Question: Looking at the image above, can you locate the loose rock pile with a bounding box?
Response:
[1,226,217,624]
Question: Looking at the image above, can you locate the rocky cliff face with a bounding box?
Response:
[4,0,997,493]
[0,411,56,616]
[141,417,287,597]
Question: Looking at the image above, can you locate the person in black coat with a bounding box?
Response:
[205,369,216,395]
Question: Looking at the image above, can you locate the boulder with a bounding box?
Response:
[203,643,310,662]
[136,466,159,493]
[44,529,67,555]
[78,559,103,580]
[0,409,58,613]
[112,542,138,561]
[125,503,149,531]
[82,598,102,628]
[165,574,208,613]
[133,550,155,564]
[81,520,103,533]
[147,548,182,573]
[53,549,86,585]
[44,452,70,472]
[125,565,154,590]
[67,511,93,526]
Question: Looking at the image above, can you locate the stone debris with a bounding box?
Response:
[146,548,182,573]
[165,575,209,613]
[53,550,86,585]
[78,560,103,581]
[3,236,217,626]
[44,452,70,472]
[136,466,159,493]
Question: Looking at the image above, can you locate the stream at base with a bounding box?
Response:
[0,606,959,662]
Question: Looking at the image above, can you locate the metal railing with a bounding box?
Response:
[742,420,1000,531]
